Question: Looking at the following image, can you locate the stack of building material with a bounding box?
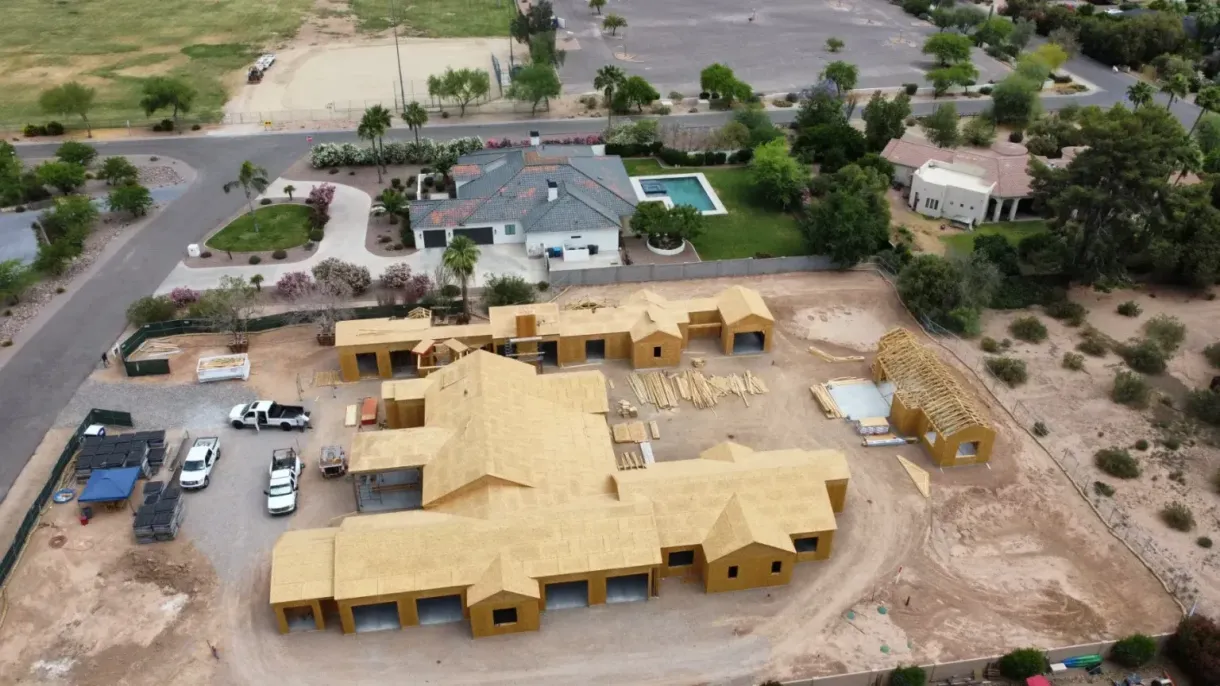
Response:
[133,484,184,544]
[615,451,647,470]
[862,435,912,448]
[706,372,767,407]
[855,417,891,436]
[616,399,638,418]
[612,422,649,444]
[76,430,163,482]
[649,421,660,439]
[810,383,843,418]
[628,372,678,409]
[808,345,865,363]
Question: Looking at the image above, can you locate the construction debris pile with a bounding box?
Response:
[133,481,185,544]
[628,368,768,410]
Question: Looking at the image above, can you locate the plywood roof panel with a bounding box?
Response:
[269,528,338,605]
[349,427,453,474]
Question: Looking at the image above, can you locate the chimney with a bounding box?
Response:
[515,313,537,338]
[529,130,540,146]
[547,180,558,202]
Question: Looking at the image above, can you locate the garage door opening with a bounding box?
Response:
[416,595,464,625]
[284,605,320,632]
[454,226,494,245]
[605,574,649,604]
[585,339,605,361]
[355,352,380,377]
[544,580,589,610]
[351,602,401,633]
[390,350,414,376]
[732,332,766,355]
[422,230,447,248]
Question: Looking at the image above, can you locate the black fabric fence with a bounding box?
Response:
[0,409,133,589]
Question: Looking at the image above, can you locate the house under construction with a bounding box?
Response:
[270,350,849,637]
[872,328,995,466]
[333,285,774,382]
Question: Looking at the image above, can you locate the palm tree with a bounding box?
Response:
[1161,74,1190,109]
[602,13,627,36]
[358,107,387,184]
[379,188,408,225]
[402,102,428,143]
[589,0,605,13]
[442,236,480,322]
[594,65,626,128]
[283,184,296,201]
[1127,82,1155,110]
[1190,84,1220,134]
[222,161,270,232]
[367,104,393,172]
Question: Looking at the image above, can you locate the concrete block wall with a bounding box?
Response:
[547,255,836,287]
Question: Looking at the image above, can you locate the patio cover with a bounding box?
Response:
[79,467,141,503]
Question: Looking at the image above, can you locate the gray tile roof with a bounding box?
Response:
[409,146,637,231]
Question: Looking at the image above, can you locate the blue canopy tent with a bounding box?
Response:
[78,467,141,511]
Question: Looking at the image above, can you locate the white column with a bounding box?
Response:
[1008,197,1020,221]
[992,198,1004,223]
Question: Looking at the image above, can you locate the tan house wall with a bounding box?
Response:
[556,332,632,367]
[337,586,470,634]
[469,593,542,637]
[888,394,994,467]
[272,600,327,634]
[703,544,797,593]
[825,479,848,513]
[385,398,426,430]
[658,545,703,578]
[337,337,493,382]
[536,565,657,611]
[791,530,835,562]
[721,314,774,356]
[631,331,683,369]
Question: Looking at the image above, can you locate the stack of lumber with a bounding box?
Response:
[670,370,720,409]
[706,371,768,407]
[612,422,649,444]
[690,358,706,368]
[616,451,647,470]
[810,383,843,418]
[628,372,679,409]
[616,399,638,418]
[809,345,865,363]
[132,340,182,360]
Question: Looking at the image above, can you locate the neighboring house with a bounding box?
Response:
[408,143,638,260]
[882,138,1081,225]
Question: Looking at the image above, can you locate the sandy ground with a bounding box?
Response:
[224,38,514,115]
[938,285,1220,620]
[0,272,1184,685]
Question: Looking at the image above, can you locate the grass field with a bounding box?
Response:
[351,0,516,36]
[206,204,313,252]
[940,220,1048,255]
[623,159,807,260]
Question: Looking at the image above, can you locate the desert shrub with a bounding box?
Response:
[1062,352,1084,370]
[1204,343,1220,368]
[126,295,178,325]
[1094,447,1141,479]
[1117,300,1142,317]
[1117,338,1168,374]
[536,281,550,292]
[1144,313,1186,354]
[1032,421,1049,436]
[169,287,200,307]
[312,257,371,294]
[1112,370,1151,408]
[1076,327,1109,356]
[380,263,414,289]
[1186,388,1220,426]
[1161,502,1195,531]
[1093,481,1115,497]
[1163,436,1182,450]
[904,83,919,96]
[985,356,1028,386]
[890,665,926,686]
[248,255,261,264]
[999,648,1047,680]
[483,274,537,307]
[276,271,313,299]
[1009,131,1024,143]
[1199,536,1214,548]
[259,198,272,205]
[1134,439,1149,450]
[1110,633,1157,668]
[980,336,1000,353]
[1044,299,1086,326]
[1009,316,1047,343]
[1168,614,1220,686]
[271,249,288,260]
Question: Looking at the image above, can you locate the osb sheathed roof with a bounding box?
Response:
[335,318,491,349]
[349,427,453,474]
[699,441,755,462]
[382,378,434,401]
[629,307,683,342]
[269,528,338,605]
[330,499,660,601]
[717,285,774,326]
[702,494,797,562]
[614,445,847,550]
[466,553,541,605]
[533,370,610,414]
[874,328,988,438]
[488,302,562,339]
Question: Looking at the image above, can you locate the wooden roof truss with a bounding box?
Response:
[875,329,986,438]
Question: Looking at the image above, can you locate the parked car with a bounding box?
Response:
[229,400,310,431]
[179,437,221,490]
[265,448,303,515]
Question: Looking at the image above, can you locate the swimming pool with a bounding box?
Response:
[629,173,727,215]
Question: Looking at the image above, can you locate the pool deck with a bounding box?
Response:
[628,173,728,216]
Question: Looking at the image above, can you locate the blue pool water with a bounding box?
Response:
[643,176,715,212]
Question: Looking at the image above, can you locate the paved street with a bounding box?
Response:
[0,53,1203,502]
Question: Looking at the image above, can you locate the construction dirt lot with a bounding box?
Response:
[0,272,1189,686]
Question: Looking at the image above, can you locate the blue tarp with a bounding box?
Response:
[79,467,141,503]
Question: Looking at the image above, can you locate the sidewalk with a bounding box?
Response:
[155,179,546,293]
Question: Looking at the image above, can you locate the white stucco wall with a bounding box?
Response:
[909,172,992,227]
[415,221,528,247]
[415,225,620,254]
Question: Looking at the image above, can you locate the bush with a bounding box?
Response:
[1062,352,1084,370]
[979,86,993,95]
[537,281,550,292]
[44,121,64,135]
[1169,615,1220,686]
[1009,316,1048,343]
[1134,439,1149,450]
[1077,327,1109,357]
[1163,436,1181,450]
[1009,130,1024,143]
[22,124,41,137]
[1093,481,1115,497]
[1094,447,1141,479]
[308,136,484,169]
[1161,502,1195,531]
[980,336,1000,353]
[904,83,919,96]
[312,257,371,294]
[276,271,313,300]
[191,124,201,131]
[1186,388,1220,425]
[1032,421,1049,436]
[309,229,325,242]
[998,648,1047,680]
[1204,343,1220,368]
[55,141,97,167]
[380,263,414,289]
[126,295,178,325]
[1112,370,1151,408]
[985,356,1028,386]
[1144,314,1186,354]
[259,198,272,206]
[248,255,261,265]
[169,287,200,307]
[272,249,287,260]
[483,273,537,307]
[890,664,926,686]
[1110,633,1157,668]
[1044,299,1086,326]
[1117,300,1142,317]
[1117,338,1168,374]
[1199,536,1214,548]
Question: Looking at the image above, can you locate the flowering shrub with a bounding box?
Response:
[484,134,604,149]
[380,263,413,289]
[309,137,485,168]
[404,273,432,303]
[312,258,371,295]
[169,287,200,307]
[307,183,336,229]
[276,271,313,300]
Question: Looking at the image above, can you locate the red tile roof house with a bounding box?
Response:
[882,138,1081,226]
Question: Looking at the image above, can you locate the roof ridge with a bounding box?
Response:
[568,156,638,205]
[560,181,621,225]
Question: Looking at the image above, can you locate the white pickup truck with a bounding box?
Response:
[265,448,303,515]
[179,437,221,490]
[229,400,311,431]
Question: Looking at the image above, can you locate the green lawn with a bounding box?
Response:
[206,204,313,252]
[940,220,1048,256]
[350,0,515,35]
[623,159,807,260]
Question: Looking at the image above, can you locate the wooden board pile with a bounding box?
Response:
[628,372,680,409]
[810,383,843,418]
[612,421,649,443]
[663,369,769,409]
[616,399,638,418]
[616,451,647,470]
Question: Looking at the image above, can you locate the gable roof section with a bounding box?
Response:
[702,494,796,562]
[270,528,338,605]
[699,441,755,462]
[717,285,774,326]
[630,306,683,342]
[466,553,540,605]
[873,328,988,438]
